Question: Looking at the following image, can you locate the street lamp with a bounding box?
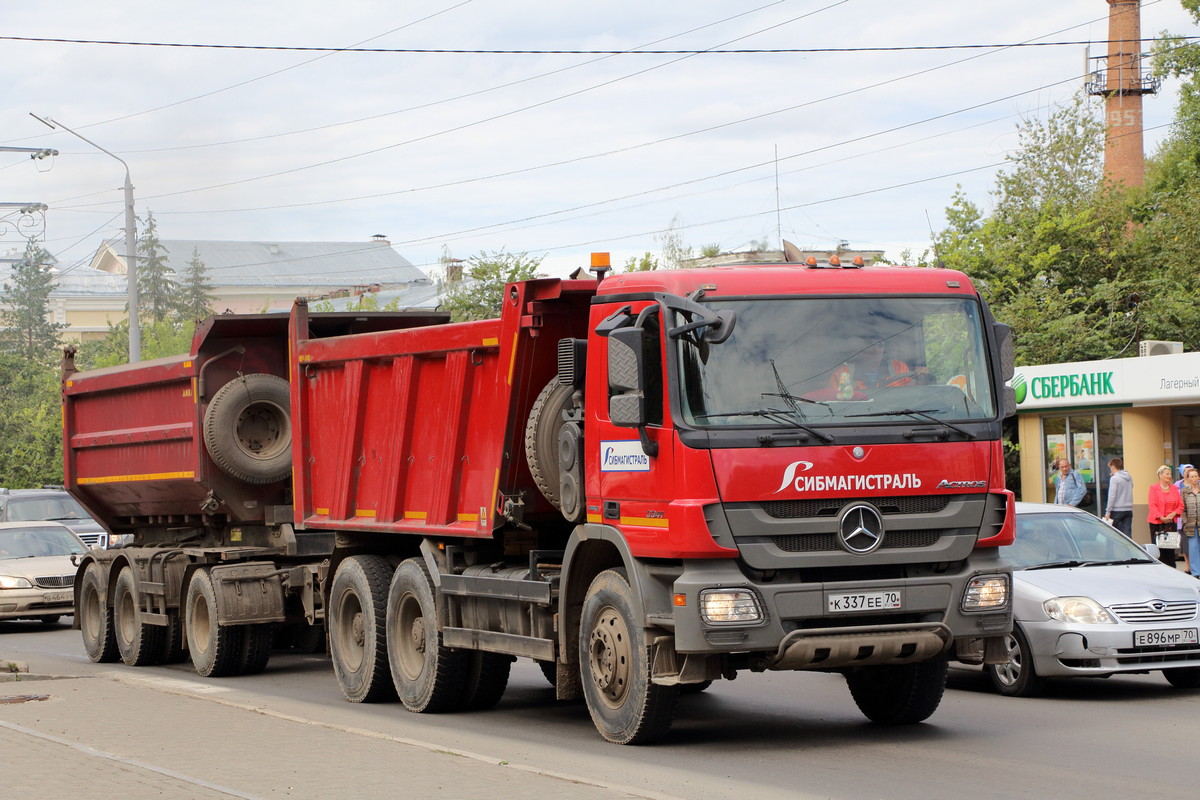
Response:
[30,114,140,362]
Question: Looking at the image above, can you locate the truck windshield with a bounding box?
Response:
[678,296,996,428]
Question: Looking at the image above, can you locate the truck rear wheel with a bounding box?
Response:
[462,652,513,710]
[113,566,165,667]
[845,654,948,724]
[386,558,467,712]
[186,568,243,678]
[203,373,292,484]
[160,610,187,664]
[238,623,274,675]
[525,380,575,511]
[80,562,118,663]
[580,568,679,745]
[329,555,396,703]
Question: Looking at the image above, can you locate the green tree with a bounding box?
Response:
[933,95,1138,365]
[439,250,543,322]
[75,318,193,371]
[622,252,659,272]
[0,238,65,366]
[136,210,176,322]
[0,353,63,486]
[177,247,216,323]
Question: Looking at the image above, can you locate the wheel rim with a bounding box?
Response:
[588,605,631,709]
[81,581,102,642]
[190,586,213,656]
[333,589,365,672]
[116,580,135,647]
[394,590,426,681]
[993,633,1023,686]
[236,401,289,461]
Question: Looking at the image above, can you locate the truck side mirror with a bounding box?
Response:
[608,327,646,427]
[993,323,1016,418]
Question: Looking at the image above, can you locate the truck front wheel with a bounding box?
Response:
[579,568,679,745]
[113,566,165,667]
[386,558,467,712]
[80,562,118,663]
[329,555,396,703]
[844,654,948,724]
[185,568,244,678]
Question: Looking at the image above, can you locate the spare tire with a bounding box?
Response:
[524,380,576,510]
[203,373,292,484]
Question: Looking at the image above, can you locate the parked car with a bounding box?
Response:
[986,502,1200,696]
[0,521,88,624]
[0,486,108,548]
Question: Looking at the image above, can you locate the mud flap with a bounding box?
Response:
[210,563,286,625]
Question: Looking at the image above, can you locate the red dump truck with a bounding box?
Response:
[63,253,1015,744]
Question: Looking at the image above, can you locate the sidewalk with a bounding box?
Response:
[0,668,667,800]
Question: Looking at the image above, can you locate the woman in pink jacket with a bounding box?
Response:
[1148,465,1184,567]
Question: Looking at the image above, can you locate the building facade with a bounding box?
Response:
[1014,349,1200,542]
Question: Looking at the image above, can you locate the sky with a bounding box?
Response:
[2,0,1198,284]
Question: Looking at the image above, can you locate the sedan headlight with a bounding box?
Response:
[1044,596,1116,624]
[0,575,34,590]
[699,588,763,624]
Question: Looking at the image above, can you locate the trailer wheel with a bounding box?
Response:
[113,566,165,667]
[186,568,244,678]
[203,373,292,484]
[580,568,679,744]
[462,652,514,710]
[329,555,397,703]
[238,623,275,675]
[845,653,949,724]
[525,380,576,510]
[387,558,468,712]
[80,562,119,663]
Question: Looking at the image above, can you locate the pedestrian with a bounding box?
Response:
[1054,458,1086,507]
[1148,465,1184,568]
[1102,457,1134,538]
[1179,466,1200,577]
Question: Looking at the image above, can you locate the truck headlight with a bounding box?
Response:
[962,574,1010,611]
[699,588,763,624]
[0,575,34,589]
[1044,596,1116,624]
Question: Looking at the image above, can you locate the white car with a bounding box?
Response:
[0,521,87,624]
[985,502,1200,696]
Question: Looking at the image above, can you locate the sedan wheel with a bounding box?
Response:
[985,627,1046,697]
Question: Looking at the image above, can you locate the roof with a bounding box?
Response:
[91,239,427,287]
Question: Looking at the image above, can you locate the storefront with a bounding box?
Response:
[1013,351,1200,543]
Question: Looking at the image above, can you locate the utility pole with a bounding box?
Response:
[31,114,140,361]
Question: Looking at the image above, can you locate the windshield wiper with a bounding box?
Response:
[1022,560,1087,571]
[697,408,834,443]
[1080,558,1151,567]
[845,408,976,440]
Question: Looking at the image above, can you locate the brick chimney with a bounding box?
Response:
[1090,1,1159,188]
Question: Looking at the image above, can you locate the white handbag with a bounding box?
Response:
[1156,530,1181,549]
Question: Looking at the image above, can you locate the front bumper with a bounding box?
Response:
[669,552,1011,669]
[1021,619,1200,677]
[0,587,75,620]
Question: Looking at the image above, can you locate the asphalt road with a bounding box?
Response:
[2,619,1197,800]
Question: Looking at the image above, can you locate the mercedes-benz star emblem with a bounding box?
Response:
[838,504,884,554]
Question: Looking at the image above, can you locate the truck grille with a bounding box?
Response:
[761,495,950,519]
[1109,600,1197,624]
[34,575,74,589]
[772,529,941,553]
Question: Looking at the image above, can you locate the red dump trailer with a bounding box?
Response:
[64,254,1015,744]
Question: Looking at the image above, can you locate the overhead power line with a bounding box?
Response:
[3,34,1196,54]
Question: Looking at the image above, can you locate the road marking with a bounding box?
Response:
[110,672,690,800]
[0,719,264,800]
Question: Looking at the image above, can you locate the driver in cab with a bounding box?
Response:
[832,339,930,399]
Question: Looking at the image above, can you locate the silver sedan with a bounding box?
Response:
[986,502,1200,696]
